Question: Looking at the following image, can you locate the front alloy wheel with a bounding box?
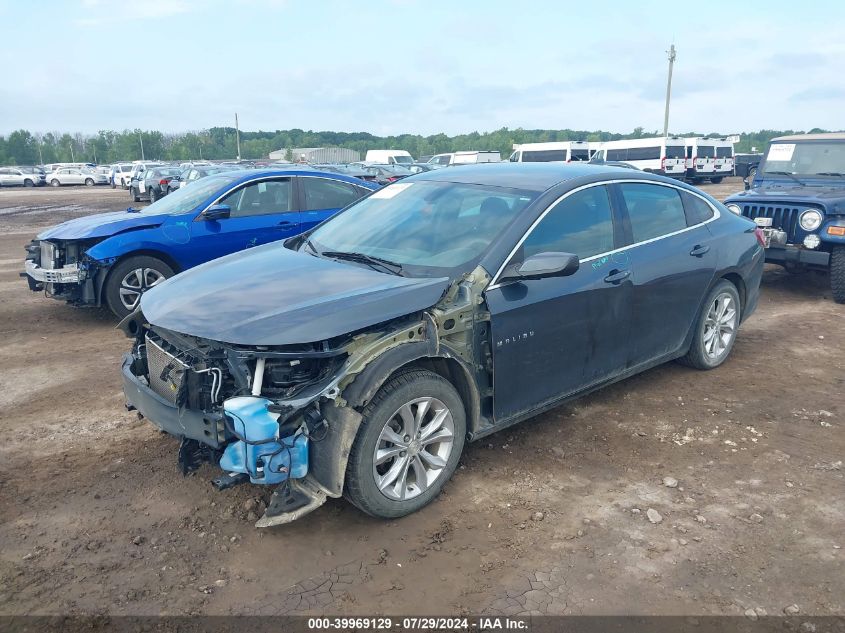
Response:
[345,369,466,518]
[104,255,175,319]
[373,397,455,501]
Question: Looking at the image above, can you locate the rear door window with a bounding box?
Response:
[697,146,715,158]
[301,177,361,211]
[619,183,688,242]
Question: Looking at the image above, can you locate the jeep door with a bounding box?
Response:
[184,176,301,268]
[485,184,633,421]
[616,182,717,367]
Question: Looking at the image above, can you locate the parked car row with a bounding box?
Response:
[22,159,769,528]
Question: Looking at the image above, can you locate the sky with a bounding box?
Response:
[1,0,844,136]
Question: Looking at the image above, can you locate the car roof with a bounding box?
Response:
[772,133,845,142]
[405,162,645,192]
[229,168,379,188]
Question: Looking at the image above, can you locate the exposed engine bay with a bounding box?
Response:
[120,266,494,527]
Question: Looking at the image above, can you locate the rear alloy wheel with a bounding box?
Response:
[345,369,466,518]
[830,246,845,304]
[679,280,741,370]
[85,178,95,186]
[51,179,60,187]
[149,188,158,203]
[105,255,175,319]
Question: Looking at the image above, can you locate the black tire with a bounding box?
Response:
[710,177,723,184]
[747,166,757,184]
[344,369,466,519]
[50,179,60,187]
[831,246,845,304]
[104,255,175,319]
[84,178,94,186]
[679,280,742,370]
[131,187,140,202]
[24,179,34,187]
[111,181,116,189]
[149,188,158,203]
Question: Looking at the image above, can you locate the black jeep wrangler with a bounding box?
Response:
[724,133,845,303]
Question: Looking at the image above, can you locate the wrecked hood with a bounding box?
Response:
[37,210,170,241]
[141,243,450,346]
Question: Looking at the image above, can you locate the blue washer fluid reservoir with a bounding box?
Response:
[218,396,309,485]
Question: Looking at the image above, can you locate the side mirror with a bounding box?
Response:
[744,179,751,191]
[500,252,580,282]
[202,204,231,220]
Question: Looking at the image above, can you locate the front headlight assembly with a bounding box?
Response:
[799,209,823,232]
[726,203,742,215]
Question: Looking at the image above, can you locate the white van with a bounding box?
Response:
[508,141,591,163]
[590,137,686,177]
[429,151,500,167]
[683,138,718,182]
[711,138,735,182]
[364,150,414,166]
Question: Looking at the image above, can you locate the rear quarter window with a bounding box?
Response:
[680,191,715,225]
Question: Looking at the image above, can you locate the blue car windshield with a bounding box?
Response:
[307,180,537,277]
[136,174,240,215]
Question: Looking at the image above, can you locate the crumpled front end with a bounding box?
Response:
[121,315,353,526]
[22,238,105,306]
[120,266,493,527]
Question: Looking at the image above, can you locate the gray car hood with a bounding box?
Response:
[141,242,450,346]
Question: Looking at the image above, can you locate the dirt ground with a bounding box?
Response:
[0,179,842,618]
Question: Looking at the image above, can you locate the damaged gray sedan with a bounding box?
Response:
[121,163,763,526]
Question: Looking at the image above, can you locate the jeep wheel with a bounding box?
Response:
[831,246,845,304]
[104,255,175,319]
[344,369,466,519]
[679,280,741,370]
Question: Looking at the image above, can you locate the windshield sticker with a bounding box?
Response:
[370,182,413,199]
[768,143,795,161]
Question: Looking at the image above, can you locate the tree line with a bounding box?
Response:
[0,126,836,166]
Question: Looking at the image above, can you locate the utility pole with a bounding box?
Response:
[69,144,74,162]
[663,44,676,137]
[36,135,43,165]
[235,113,241,160]
[139,132,145,160]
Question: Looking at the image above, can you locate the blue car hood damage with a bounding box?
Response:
[141,243,451,346]
[37,210,169,240]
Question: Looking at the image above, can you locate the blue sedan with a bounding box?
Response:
[22,169,378,317]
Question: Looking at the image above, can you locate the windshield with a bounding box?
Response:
[762,141,845,178]
[137,174,240,215]
[392,155,413,164]
[307,181,536,277]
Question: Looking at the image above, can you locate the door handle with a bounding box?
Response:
[690,244,711,257]
[603,269,631,284]
[275,220,296,229]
